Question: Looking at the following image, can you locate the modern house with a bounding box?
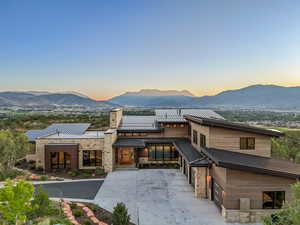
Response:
[27,108,300,223]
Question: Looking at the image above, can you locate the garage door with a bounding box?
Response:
[212,180,223,209]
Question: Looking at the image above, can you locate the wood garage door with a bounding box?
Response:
[212,180,223,209]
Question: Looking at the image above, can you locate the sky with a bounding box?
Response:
[1,0,300,100]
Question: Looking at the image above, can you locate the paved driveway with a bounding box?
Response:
[95,169,261,225]
[36,180,104,200]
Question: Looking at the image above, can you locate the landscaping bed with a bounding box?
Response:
[64,201,136,225]
[15,159,107,181]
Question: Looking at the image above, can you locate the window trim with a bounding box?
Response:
[82,150,102,167]
[263,191,285,209]
[192,129,198,145]
[200,133,206,148]
[148,144,178,161]
[240,137,255,150]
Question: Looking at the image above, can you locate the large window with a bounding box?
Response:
[263,191,285,209]
[200,134,206,148]
[193,130,198,144]
[240,137,255,150]
[50,152,71,169]
[148,144,178,161]
[83,150,102,167]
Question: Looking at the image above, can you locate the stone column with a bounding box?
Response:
[103,129,117,173]
[194,167,207,198]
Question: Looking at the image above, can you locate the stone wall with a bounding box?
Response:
[193,167,207,198]
[35,137,104,170]
[103,129,117,172]
[221,205,277,223]
[109,108,123,129]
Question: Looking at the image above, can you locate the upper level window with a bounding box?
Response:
[263,191,285,209]
[200,134,206,148]
[240,137,255,150]
[193,130,198,144]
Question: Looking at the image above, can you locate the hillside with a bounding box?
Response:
[109,85,300,109]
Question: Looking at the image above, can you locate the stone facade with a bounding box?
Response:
[193,167,207,198]
[35,137,104,170]
[221,205,277,223]
[103,129,117,172]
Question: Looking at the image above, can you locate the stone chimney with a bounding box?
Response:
[109,108,123,129]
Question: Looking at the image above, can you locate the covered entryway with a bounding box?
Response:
[115,147,135,167]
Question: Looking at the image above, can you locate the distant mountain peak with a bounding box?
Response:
[122,89,195,97]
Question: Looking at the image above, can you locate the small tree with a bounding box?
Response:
[112,202,130,225]
[30,185,51,219]
[263,182,300,225]
[0,180,34,224]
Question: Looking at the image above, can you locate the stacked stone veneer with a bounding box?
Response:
[35,137,106,170]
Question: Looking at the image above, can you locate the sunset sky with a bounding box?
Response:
[1,0,300,100]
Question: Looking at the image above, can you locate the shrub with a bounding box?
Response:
[83,219,92,225]
[40,175,49,181]
[50,218,72,225]
[29,185,52,219]
[0,169,24,181]
[95,167,105,176]
[90,204,101,212]
[70,202,77,209]
[35,166,44,172]
[112,202,131,225]
[73,209,83,217]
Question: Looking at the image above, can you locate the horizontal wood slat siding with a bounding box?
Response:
[209,127,271,157]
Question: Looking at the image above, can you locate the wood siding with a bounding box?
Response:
[209,127,271,157]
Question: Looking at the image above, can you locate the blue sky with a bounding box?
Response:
[1,0,300,99]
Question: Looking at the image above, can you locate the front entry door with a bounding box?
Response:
[120,148,133,164]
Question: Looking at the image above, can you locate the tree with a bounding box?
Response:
[112,202,131,225]
[263,182,300,225]
[272,131,300,163]
[0,130,30,171]
[29,185,52,219]
[0,180,34,224]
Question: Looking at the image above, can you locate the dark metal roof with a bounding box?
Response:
[26,123,91,141]
[202,148,300,179]
[184,115,284,137]
[113,137,209,166]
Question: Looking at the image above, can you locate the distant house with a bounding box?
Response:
[27,108,300,223]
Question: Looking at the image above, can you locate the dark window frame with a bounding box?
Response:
[193,130,198,144]
[83,150,102,167]
[263,191,285,209]
[240,137,255,150]
[148,144,178,161]
[200,133,206,148]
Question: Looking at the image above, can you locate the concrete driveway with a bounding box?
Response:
[94,169,261,225]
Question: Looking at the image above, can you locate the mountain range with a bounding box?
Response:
[2,85,300,110]
[108,85,300,110]
[0,92,116,108]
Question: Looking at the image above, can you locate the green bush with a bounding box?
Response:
[0,169,24,181]
[70,202,77,209]
[95,167,105,176]
[112,202,131,225]
[40,175,49,181]
[50,218,72,225]
[35,166,44,172]
[90,204,101,212]
[83,219,92,225]
[73,209,83,217]
[29,185,53,219]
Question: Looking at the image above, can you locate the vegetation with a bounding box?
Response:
[0,113,109,131]
[73,209,84,217]
[218,110,300,122]
[263,182,300,225]
[0,180,34,224]
[112,202,131,225]
[0,129,30,171]
[272,131,300,164]
[0,180,67,225]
